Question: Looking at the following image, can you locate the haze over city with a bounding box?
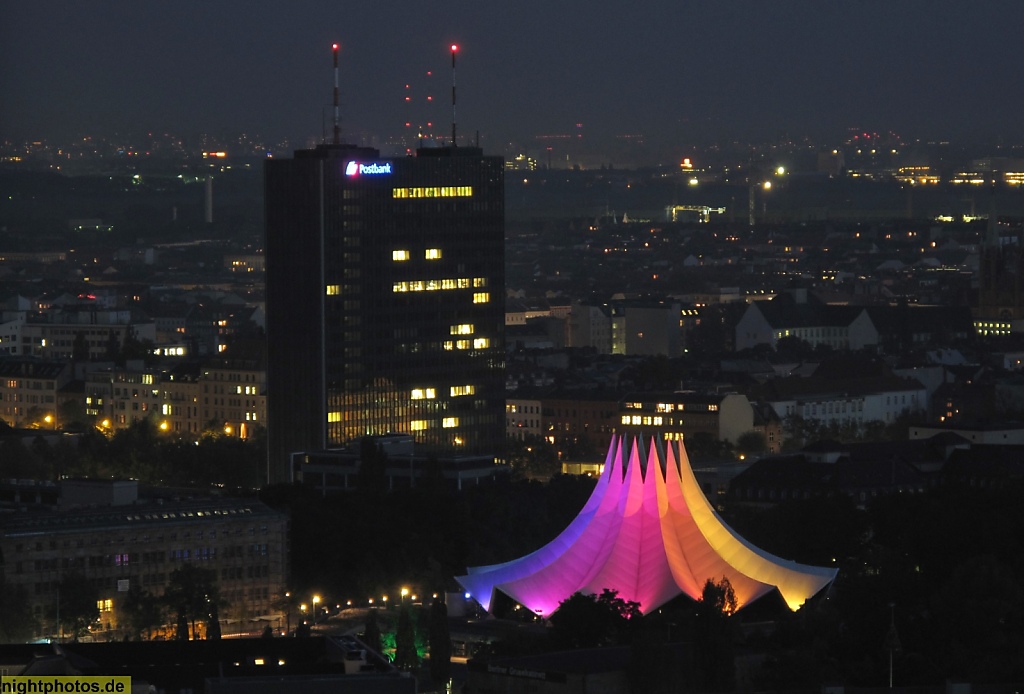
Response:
[6,2,1024,690]
[4,0,1024,160]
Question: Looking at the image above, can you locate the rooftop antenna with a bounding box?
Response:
[332,43,341,145]
[450,44,458,147]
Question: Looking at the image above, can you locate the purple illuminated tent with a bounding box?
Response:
[457,435,837,616]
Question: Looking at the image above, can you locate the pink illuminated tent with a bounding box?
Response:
[457,434,837,616]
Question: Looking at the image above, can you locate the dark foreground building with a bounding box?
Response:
[265,144,505,484]
[0,636,413,694]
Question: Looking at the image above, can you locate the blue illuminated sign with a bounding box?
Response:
[345,161,392,176]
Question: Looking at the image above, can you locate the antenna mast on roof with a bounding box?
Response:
[450,44,458,147]
[332,43,342,145]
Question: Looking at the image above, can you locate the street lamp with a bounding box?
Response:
[400,587,409,605]
[312,595,321,626]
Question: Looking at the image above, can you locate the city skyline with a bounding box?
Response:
[4,1,1024,162]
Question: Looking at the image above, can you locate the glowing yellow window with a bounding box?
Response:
[473,292,490,304]
[327,412,341,422]
[442,417,458,428]
[410,420,428,431]
[451,324,474,335]
[425,248,442,260]
[451,385,476,397]
[456,340,471,349]
[443,341,454,350]
[393,250,410,261]
[326,285,341,295]
[473,338,490,349]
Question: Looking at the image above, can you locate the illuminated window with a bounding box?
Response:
[450,324,474,335]
[443,341,454,350]
[451,385,476,397]
[392,186,473,199]
[410,420,429,431]
[328,412,341,423]
[326,285,340,295]
[393,250,410,261]
[442,417,459,428]
[456,340,471,349]
[473,338,490,349]
[425,248,442,260]
[97,599,113,613]
[473,277,487,288]
[411,388,436,400]
[162,404,170,415]
[473,292,490,304]
[142,374,153,385]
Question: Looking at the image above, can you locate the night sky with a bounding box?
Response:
[3,1,1024,152]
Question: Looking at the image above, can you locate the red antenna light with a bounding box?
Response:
[450,43,458,146]
[331,42,341,144]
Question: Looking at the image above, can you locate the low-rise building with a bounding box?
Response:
[0,480,288,641]
[618,391,755,445]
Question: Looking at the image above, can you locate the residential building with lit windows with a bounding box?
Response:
[21,313,156,362]
[541,394,622,453]
[0,358,74,427]
[617,392,755,446]
[506,397,543,440]
[82,342,266,440]
[265,144,505,483]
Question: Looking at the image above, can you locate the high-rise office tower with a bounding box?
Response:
[265,143,505,484]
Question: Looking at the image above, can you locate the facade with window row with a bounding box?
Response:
[0,481,288,641]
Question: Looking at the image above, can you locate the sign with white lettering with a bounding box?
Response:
[345,161,392,176]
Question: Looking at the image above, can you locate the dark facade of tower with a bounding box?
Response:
[265,143,505,484]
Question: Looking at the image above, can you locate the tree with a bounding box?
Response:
[736,430,767,457]
[164,564,222,640]
[58,571,99,640]
[0,439,36,479]
[72,330,90,363]
[0,580,37,643]
[121,588,164,641]
[358,437,389,492]
[363,607,383,654]
[105,329,121,363]
[549,589,641,649]
[394,606,419,670]
[506,434,559,480]
[694,577,737,692]
[428,599,452,688]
